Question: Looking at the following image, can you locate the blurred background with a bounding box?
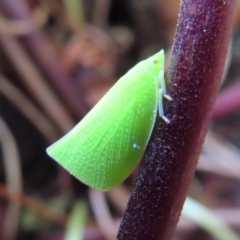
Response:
[0,0,240,239]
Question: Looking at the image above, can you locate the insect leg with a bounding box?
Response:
[158,70,172,101]
[158,88,170,124]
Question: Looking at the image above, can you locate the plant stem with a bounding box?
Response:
[117,0,236,239]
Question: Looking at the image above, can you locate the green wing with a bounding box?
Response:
[47,51,163,190]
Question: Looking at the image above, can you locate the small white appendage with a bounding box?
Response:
[158,70,172,124]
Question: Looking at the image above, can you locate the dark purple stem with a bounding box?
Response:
[117,0,236,239]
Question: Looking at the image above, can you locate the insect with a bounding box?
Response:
[46,50,172,191]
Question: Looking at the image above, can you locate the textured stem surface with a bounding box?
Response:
[117,0,236,239]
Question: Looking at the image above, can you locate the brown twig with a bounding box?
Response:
[0,117,22,240]
[0,74,59,142]
[199,132,240,180]
[92,0,111,28]
[0,7,47,35]
[0,34,75,133]
[0,183,68,226]
[0,0,89,118]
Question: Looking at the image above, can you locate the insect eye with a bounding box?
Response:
[153,58,159,64]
